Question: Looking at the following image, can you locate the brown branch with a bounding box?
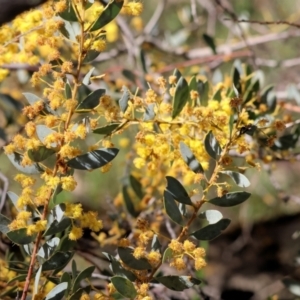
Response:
[0,0,48,26]
[232,19,300,29]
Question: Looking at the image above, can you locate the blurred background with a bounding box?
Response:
[1,0,300,299]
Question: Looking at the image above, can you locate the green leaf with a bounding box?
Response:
[65,81,72,99]
[93,123,120,135]
[58,235,76,252]
[43,218,71,237]
[73,266,95,292]
[155,276,201,291]
[90,0,124,31]
[42,251,74,271]
[102,252,136,281]
[260,84,276,113]
[151,235,162,253]
[44,282,68,300]
[202,33,217,54]
[82,50,100,64]
[209,191,251,207]
[162,248,173,263]
[119,86,130,113]
[172,76,189,119]
[164,191,183,226]
[67,148,119,170]
[7,152,41,174]
[143,103,155,121]
[118,247,152,270]
[229,114,234,138]
[34,266,42,296]
[191,218,231,240]
[111,276,137,299]
[173,68,182,82]
[122,186,139,218]
[198,80,209,106]
[23,92,42,105]
[282,278,300,296]
[69,287,90,300]
[232,67,241,95]
[244,79,260,103]
[165,176,192,205]
[7,191,21,212]
[122,69,137,84]
[82,67,95,85]
[7,274,27,285]
[36,125,57,148]
[28,146,55,162]
[212,88,222,102]
[179,142,204,174]
[58,2,78,21]
[0,213,11,234]
[198,210,223,224]
[76,88,105,110]
[204,131,222,160]
[130,175,144,199]
[220,171,250,188]
[7,228,36,244]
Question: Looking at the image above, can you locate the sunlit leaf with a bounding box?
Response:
[155,276,201,291]
[162,248,173,263]
[111,276,137,299]
[172,76,189,119]
[36,125,57,148]
[220,171,250,188]
[93,123,120,135]
[44,282,68,300]
[204,131,222,160]
[165,176,192,205]
[118,247,152,270]
[191,218,231,240]
[7,191,20,212]
[82,67,95,85]
[212,88,222,102]
[0,213,10,234]
[198,210,223,224]
[90,0,124,31]
[119,86,130,113]
[76,88,105,110]
[143,103,155,121]
[7,152,41,174]
[179,142,204,174]
[209,191,251,207]
[67,148,119,170]
[164,190,184,225]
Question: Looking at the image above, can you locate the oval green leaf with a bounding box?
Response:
[7,228,36,244]
[43,218,71,237]
[122,186,139,218]
[172,76,189,119]
[76,88,106,110]
[44,282,68,300]
[93,123,120,135]
[164,191,184,226]
[118,247,152,270]
[36,125,57,148]
[130,174,144,199]
[155,276,201,291]
[191,218,231,240]
[73,266,95,292]
[204,131,222,160]
[111,276,137,299]
[209,191,251,207]
[0,213,11,234]
[220,171,250,188]
[7,152,41,174]
[66,148,119,170]
[119,86,130,113]
[28,146,55,162]
[90,0,124,31]
[202,33,217,54]
[82,49,100,64]
[165,176,192,205]
[42,251,74,271]
[179,142,204,174]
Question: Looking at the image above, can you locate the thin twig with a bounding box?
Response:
[214,0,257,67]
[231,18,300,29]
